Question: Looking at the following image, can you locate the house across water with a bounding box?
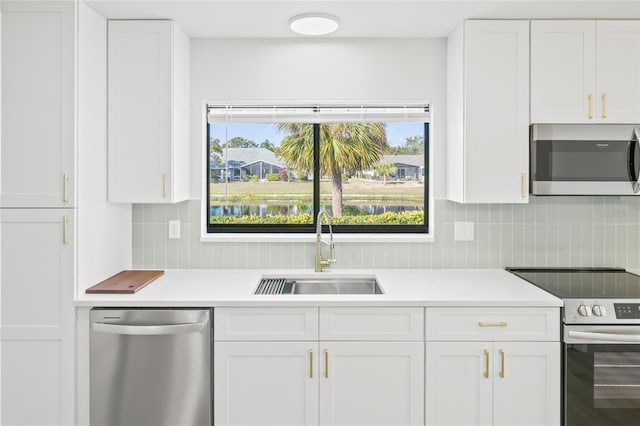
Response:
[210,148,283,181]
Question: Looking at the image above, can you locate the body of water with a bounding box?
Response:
[210,203,422,218]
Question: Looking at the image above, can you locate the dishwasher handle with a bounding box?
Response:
[92,321,207,336]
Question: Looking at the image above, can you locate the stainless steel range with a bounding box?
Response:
[507,267,640,426]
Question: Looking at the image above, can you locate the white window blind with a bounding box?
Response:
[207,104,430,124]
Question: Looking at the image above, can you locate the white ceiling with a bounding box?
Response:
[85,0,640,38]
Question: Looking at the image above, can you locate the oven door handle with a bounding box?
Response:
[568,330,640,343]
[630,126,640,193]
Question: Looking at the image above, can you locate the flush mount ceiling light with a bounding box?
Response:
[289,13,339,36]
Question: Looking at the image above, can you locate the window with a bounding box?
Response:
[206,105,429,234]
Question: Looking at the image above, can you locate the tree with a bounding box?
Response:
[390,135,424,154]
[260,139,276,152]
[276,123,388,217]
[226,136,258,148]
[375,160,397,185]
[209,137,223,165]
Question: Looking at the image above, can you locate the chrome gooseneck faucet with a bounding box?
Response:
[315,208,336,272]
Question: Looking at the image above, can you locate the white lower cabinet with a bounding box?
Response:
[426,341,560,426]
[425,307,561,426]
[214,342,319,426]
[492,342,560,426]
[320,341,424,426]
[426,342,492,425]
[0,210,75,425]
[213,307,424,426]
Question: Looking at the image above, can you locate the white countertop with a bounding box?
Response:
[75,269,562,308]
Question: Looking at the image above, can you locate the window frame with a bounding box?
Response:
[204,104,430,236]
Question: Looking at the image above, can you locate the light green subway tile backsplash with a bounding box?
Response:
[132,197,640,270]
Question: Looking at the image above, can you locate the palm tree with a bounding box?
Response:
[375,160,397,185]
[209,137,223,164]
[276,123,387,217]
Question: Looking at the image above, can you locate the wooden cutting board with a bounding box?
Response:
[85,270,164,294]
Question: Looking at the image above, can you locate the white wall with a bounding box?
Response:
[77,0,131,292]
[189,37,447,199]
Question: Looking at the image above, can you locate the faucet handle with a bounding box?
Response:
[328,244,336,263]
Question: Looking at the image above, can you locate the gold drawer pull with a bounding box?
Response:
[499,349,505,378]
[63,215,69,245]
[309,349,313,378]
[478,321,508,327]
[63,173,69,203]
[587,93,594,119]
[521,172,527,198]
[162,173,167,198]
[324,349,329,378]
[602,93,608,119]
[484,349,490,378]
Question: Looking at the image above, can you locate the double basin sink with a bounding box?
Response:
[255,275,383,295]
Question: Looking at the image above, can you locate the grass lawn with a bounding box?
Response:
[210,178,424,202]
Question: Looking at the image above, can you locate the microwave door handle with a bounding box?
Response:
[630,127,640,193]
[568,330,640,343]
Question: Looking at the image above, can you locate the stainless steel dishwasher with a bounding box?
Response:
[90,309,212,426]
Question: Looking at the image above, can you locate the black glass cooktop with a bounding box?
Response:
[507,268,640,299]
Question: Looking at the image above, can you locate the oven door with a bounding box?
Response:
[564,325,640,426]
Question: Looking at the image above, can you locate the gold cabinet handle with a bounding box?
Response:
[63,215,69,245]
[324,349,329,378]
[63,173,69,203]
[162,173,167,198]
[484,349,490,379]
[478,321,508,327]
[521,173,527,198]
[587,93,594,119]
[602,93,608,119]
[499,349,505,378]
[309,349,313,378]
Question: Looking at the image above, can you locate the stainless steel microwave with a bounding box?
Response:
[530,124,640,195]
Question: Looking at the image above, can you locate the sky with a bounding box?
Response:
[209,122,424,147]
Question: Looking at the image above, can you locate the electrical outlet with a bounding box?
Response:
[454,221,474,241]
[169,220,180,239]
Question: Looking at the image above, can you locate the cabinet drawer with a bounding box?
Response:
[214,307,318,341]
[320,307,424,341]
[425,308,559,341]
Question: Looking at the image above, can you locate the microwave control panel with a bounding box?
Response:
[614,303,640,319]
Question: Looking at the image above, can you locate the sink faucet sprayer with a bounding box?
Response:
[315,208,336,272]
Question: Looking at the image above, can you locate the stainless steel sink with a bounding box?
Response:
[255,276,383,295]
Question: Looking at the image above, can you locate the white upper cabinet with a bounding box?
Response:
[1,0,76,207]
[596,21,640,123]
[446,20,530,204]
[108,20,190,203]
[531,20,640,123]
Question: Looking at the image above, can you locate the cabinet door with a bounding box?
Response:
[108,20,172,203]
[1,1,75,207]
[320,342,424,426]
[464,20,530,203]
[493,342,561,426]
[0,209,75,425]
[531,21,596,123]
[426,342,492,426]
[214,342,319,426]
[596,21,640,123]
